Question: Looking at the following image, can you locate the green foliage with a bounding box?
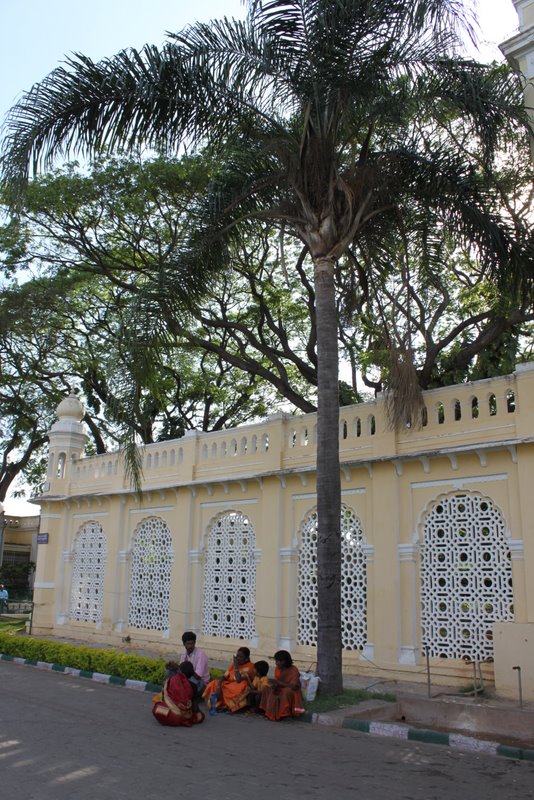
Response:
[2,0,533,691]
[0,562,35,593]
[306,688,396,713]
[0,619,27,633]
[0,633,223,684]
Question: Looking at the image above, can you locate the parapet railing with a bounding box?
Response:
[54,368,532,497]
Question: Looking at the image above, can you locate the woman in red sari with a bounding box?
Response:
[152,667,204,727]
[202,646,255,713]
[260,650,305,721]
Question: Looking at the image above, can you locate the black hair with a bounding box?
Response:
[179,661,195,678]
[254,660,269,677]
[181,631,197,645]
[237,646,251,660]
[273,650,293,667]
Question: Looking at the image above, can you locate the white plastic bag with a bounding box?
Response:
[300,670,320,702]
[305,674,320,702]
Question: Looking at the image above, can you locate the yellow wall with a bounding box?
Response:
[30,365,534,697]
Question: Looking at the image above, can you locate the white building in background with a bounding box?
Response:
[501,0,534,137]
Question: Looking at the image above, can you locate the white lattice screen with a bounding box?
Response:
[202,512,256,639]
[420,492,514,661]
[69,521,107,624]
[128,517,173,631]
[297,505,367,650]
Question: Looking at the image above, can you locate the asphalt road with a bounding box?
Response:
[1,660,533,800]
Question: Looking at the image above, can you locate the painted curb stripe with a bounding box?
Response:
[497,744,534,761]
[109,675,127,686]
[1,651,163,694]
[408,728,450,746]
[337,717,534,761]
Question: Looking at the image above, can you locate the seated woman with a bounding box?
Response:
[152,662,204,727]
[202,646,255,713]
[179,660,205,720]
[259,650,305,721]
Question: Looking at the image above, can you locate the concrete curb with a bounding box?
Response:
[3,652,534,761]
[301,709,534,762]
[0,653,161,694]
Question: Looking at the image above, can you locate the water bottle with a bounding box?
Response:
[209,692,218,716]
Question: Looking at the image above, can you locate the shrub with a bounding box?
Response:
[0,633,223,685]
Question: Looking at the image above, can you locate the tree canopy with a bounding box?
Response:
[1,0,533,690]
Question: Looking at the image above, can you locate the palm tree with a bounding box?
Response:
[1,0,531,691]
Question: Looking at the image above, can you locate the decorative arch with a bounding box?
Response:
[127,516,173,631]
[297,504,367,650]
[56,452,66,479]
[419,492,514,661]
[201,510,256,640]
[69,520,107,624]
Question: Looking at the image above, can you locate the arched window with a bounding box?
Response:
[128,517,173,631]
[56,452,66,479]
[420,493,514,661]
[69,521,107,624]
[202,511,256,639]
[297,505,367,650]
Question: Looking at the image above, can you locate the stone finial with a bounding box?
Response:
[55,392,84,422]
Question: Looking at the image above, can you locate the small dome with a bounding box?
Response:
[56,392,84,422]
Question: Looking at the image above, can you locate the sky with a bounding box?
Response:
[0,0,521,514]
[0,0,520,122]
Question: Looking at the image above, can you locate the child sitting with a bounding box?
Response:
[245,660,270,713]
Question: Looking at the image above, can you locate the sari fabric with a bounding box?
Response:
[259,665,305,721]
[152,672,204,727]
[202,661,256,713]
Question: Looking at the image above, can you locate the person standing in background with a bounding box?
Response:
[0,584,8,613]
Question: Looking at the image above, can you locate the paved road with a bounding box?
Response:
[1,661,533,800]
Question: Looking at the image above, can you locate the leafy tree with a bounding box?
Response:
[0,561,35,599]
[2,0,533,690]
[0,261,289,497]
[4,156,532,418]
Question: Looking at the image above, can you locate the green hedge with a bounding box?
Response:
[0,633,224,684]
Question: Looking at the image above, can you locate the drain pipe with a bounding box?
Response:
[478,661,484,694]
[472,662,479,698]
[512,665,523,709]
[425,644,431,698]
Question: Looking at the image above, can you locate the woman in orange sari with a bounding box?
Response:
[260,650,305,721]
[202,646,255,713]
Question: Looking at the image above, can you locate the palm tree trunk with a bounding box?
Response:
[313,255,343,693]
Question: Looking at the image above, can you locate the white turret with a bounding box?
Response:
[46,392,88,489]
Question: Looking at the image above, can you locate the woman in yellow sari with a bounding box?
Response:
[202,647,255,713]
